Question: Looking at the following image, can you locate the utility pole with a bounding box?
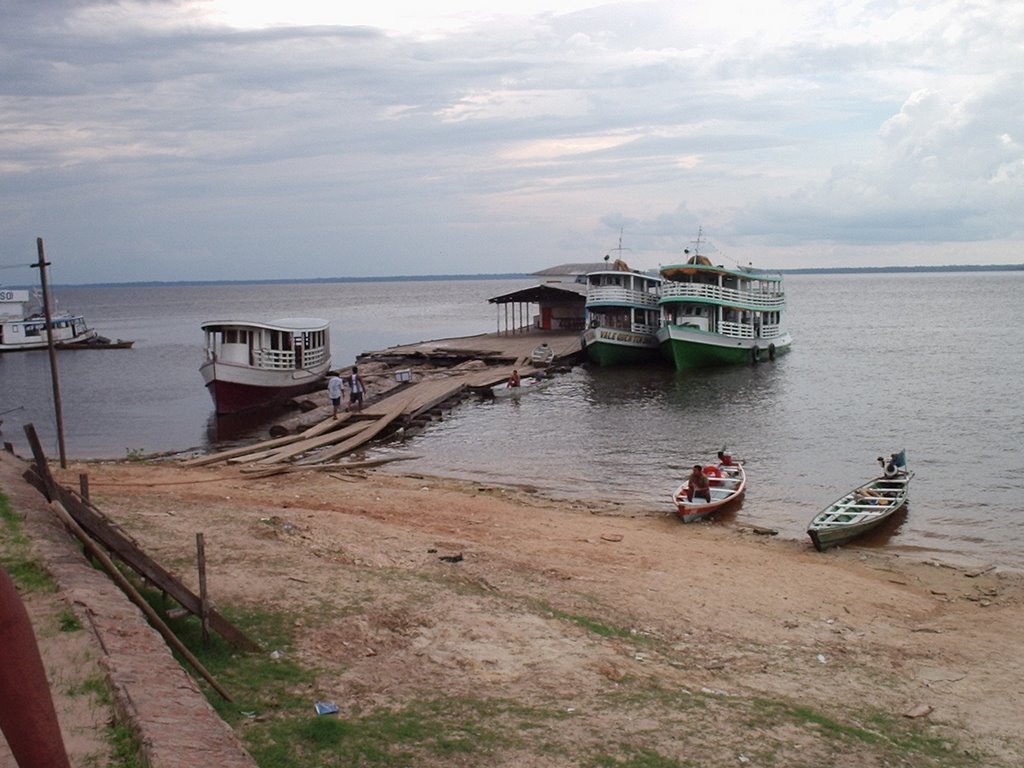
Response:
[33,238,67,469]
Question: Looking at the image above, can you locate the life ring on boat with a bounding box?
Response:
[703,465,722,487]
[884,462,898,478]
[590,318,600,329]
[751,345,761,363]
[768,343,776,361]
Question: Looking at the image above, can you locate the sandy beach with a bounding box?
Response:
[3,450,1023,767]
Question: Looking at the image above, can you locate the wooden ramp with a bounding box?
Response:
[189,364,536,467]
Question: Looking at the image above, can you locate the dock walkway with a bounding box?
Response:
[188,331,582,468]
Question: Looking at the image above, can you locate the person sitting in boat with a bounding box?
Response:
[508,369,521,388]
[717,450,741,476]
[854,488,887,506]
[686,464,712,503]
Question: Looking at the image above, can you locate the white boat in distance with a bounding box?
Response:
[200,318,331,414]
[0,288,98,351]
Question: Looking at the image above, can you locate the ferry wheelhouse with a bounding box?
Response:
[0,288,98,351]
[656,240,791,370]
[199,318,331,414]
[580,261,663,366]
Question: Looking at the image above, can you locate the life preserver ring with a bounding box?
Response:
[884,462,898,478]
[751,345,761,363]
[768,343,776,361]
[589,318,600,329]
[703,464,722,487]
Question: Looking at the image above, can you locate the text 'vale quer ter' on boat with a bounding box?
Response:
[580,236,664,367]
[807,451,913,551]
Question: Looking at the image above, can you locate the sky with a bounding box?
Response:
[1,0,1022,284]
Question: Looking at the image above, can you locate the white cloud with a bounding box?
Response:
[0,0,1022,281]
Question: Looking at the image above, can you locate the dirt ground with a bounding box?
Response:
[9,456,1024,766]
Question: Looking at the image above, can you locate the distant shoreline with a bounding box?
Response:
[13,262,1024,289]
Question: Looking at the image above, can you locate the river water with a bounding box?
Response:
[2,272,1021,569]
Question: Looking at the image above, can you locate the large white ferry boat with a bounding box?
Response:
[580,261,663,366]
[0,288,99,351]
[656,233,792,370]
[199,318,331,414]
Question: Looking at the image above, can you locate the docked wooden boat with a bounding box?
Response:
[55,334,134,350]
[807,452,913,551]
[0,288,99,351]
[530,342,555,367]
[580,255,663,366]
[672,461,746,522]
[199,318,331,414]
[656,229,792,370]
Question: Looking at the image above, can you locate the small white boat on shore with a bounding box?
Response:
[491,373,551,398]
[672,458,746,522]
[0,288,99,351]
[199,318,331,414]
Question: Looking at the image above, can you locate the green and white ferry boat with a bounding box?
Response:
[580,261,663,366]
[656,234,791,370]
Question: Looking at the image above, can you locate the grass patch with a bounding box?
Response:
[0,490,56,592]
[58,608,82,632]
[591,745,689,767]
[742,698,977,767]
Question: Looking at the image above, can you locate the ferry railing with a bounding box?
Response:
[587,285,659,307]
[659,282,785,309]
[717,321,755,338]
[713,322,786,340]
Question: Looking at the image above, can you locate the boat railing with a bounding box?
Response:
[253,349,297,369]
[586,285,659,308]
[631,321,658,334]
[253,347,329,369]
[659,282,785,309]
[717,321,755,339]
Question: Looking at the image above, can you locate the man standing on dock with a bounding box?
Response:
[327,371,344,419]
[348,366,366,412]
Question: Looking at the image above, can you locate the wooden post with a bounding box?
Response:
[196,533,210,647]
[78,473,89,501]
[48,500,232,701]
[33,238,67,469]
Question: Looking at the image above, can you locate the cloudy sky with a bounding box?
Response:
[1,0,1021,283]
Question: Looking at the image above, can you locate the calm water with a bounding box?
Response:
[2,273,1022,569]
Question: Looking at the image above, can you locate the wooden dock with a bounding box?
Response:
[185,330,583,469]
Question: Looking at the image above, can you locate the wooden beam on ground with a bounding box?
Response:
[183,414,351,467]
[297,394,415,464]
[19,434,260,653]
[49,500,233,702]
[249,419,376,465]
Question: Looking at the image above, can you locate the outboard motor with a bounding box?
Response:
[878,450,907,478]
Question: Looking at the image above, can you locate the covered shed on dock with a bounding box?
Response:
[488,263,603,335]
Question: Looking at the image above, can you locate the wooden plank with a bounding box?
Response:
[49,500,233,701]
[251,420,376,465]
[19,463,261,653]
[183,414,351,467]
[297,394,415,464]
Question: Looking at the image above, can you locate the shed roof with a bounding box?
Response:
[532,263,610,277]
[488,282,587,305]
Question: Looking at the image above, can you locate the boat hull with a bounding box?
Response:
[658,326,792,371]
[201,360,329,414]
[807,470,913,551]
[581,327,661,366]
[672,464,746,522]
